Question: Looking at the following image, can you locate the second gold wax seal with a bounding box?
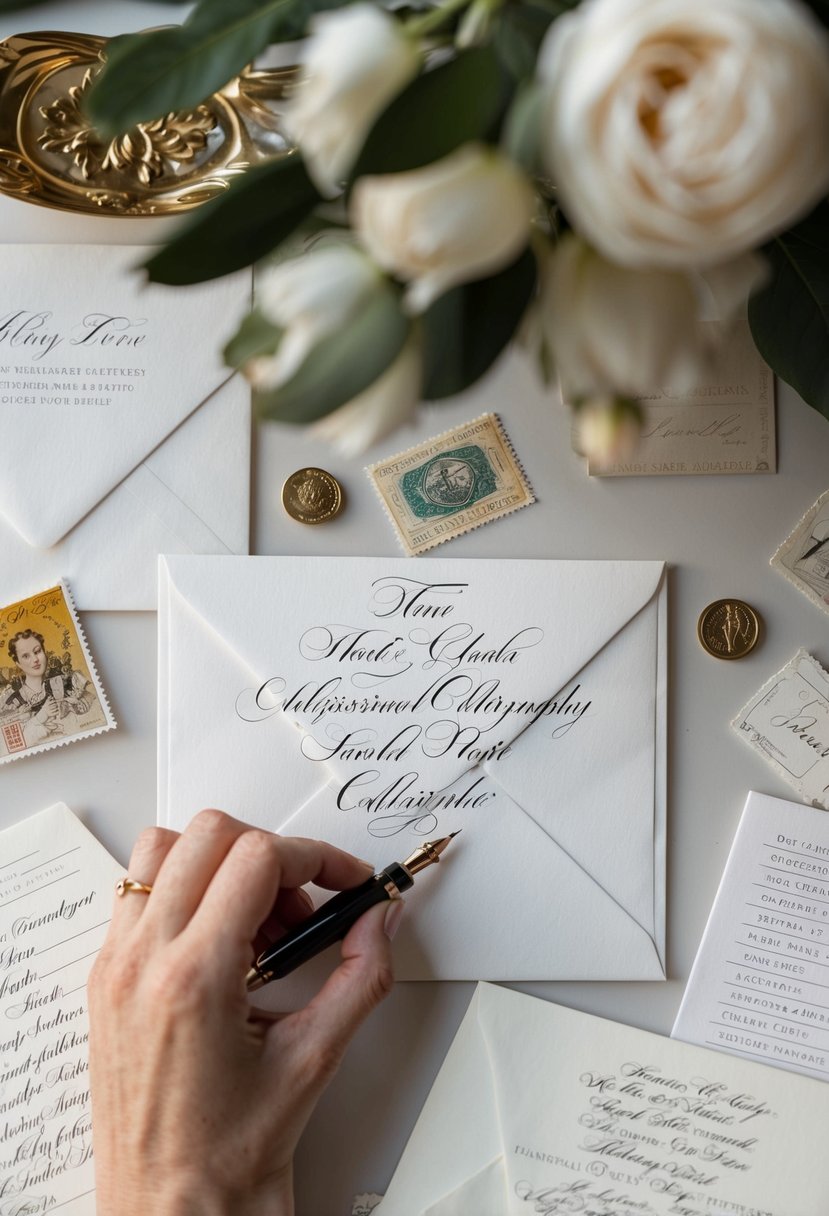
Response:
[282,468,344,525]
[697,599,761,660]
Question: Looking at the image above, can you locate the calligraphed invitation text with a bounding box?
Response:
[0,804,120,1214]
[585,321,775,476]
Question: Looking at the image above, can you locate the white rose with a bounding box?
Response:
[249,244,381,389]
[288,5,420,197]
[539,0,829,268]
[311,333,422,456]
[544,234,708,400]
[575,399,643,471]
[352,144,536,311]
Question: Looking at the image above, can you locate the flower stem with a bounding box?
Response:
[405,0,475,40]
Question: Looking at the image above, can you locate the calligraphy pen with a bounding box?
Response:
[245,832,460,991]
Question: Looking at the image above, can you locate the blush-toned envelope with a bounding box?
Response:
[158,554,667,981]
[379,984,829,1216]
[0,245,251,609]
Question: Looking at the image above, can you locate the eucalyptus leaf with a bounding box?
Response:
[421,247,537,399]
[85,0,345,136]
[350,47,509,180]
[748,202,829,421]
[257,285,410,424]
[144,155,321,285]
[224,310,283,368]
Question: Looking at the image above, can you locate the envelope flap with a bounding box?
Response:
[161,555,665,798]
[0,246,251,547]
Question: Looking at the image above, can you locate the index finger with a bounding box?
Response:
[183,834,374,973]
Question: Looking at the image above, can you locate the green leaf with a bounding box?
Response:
[144,155,321,285]
[224,310,283,368]
[502,82,545,176]
[421,246,537,399]
[748,201,829,420]
[85,0,345,136]
[492,0,579,78]
[350,47,509,180]
[257,285,410,424]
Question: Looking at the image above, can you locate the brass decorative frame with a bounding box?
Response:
[0,31,296,216]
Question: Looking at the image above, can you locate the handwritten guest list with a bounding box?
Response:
[0,804,119,1215]
[674,792,829,1083]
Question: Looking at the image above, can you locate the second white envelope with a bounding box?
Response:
[158,555,667,981]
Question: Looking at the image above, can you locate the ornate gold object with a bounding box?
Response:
[115,877,153,896]
[0,31,297,216]
[697,599,761,660]
[282,468,345,525]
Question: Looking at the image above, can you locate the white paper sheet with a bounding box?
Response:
[381,983,829,1216]
[0,802,121,1214]
[673,791,829,1083]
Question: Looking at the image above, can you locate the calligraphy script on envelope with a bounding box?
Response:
[0,245,251,609]
[379,984,829,1216]
[159,555,667,981]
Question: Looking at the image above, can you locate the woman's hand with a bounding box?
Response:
[88,810,402,1216]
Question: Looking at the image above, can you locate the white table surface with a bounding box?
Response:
[2,4,829,1212]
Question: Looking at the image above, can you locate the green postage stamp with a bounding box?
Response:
[367,413,535,556]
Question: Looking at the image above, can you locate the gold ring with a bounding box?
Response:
[116,877,153,897]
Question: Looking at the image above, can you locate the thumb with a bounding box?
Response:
[295,900,403,1083]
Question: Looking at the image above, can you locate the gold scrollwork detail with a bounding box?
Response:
[38,67,216,187]
[0,148,39,195]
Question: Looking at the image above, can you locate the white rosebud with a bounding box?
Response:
[544,234,707,400]
[539,0,829,268]
[352,144,536,312]
[311,333,422,456]
[288,4,420,196]
[249,243,381,388]
[575,398,642,470]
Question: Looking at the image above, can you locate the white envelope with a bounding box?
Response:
[158,554,667,981]
[380,983,829,1216]
[0,245,251,609]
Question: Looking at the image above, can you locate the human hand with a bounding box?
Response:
[33,696,58,729]
[88,810,402,1216]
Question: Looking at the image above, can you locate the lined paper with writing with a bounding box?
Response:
[674,791,829,1082]
[0,803,121,1214]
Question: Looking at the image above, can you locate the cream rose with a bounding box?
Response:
[544,234,708,400]
[288,4,420,197]
[247,243,381,389]
[352,144,536,311]
[575,398,643,470]
[539,0,829,268]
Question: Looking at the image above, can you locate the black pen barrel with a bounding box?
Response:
[254,864,413,982]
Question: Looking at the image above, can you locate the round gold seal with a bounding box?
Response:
[281,467,344,525]
[697,599,761,660]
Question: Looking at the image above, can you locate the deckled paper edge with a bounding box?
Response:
[730,647,826,808]
[365,412,536,557]
[770,488,829,619]
[0,579,117,766]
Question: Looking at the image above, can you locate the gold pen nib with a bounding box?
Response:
[403,830,461,876]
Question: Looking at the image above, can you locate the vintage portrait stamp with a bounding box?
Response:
[732,649,829,809]
[366,413,534,556]
[771,489,829,618]
[0,582,115,763]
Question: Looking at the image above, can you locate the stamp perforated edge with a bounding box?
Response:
[0,579,117,766]
[730,648,828,806]
[365,412,535,557]
[770,489,829,619]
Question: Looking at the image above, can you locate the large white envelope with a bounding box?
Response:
[0,245,251,609]
[158,554,667,980]
[380,984,829,1216]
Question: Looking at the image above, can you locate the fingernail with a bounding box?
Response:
[384,900,405,941]
[358,857,375,870]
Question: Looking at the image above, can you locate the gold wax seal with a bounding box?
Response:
[697,599,761,660]
[281,468,344,525]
